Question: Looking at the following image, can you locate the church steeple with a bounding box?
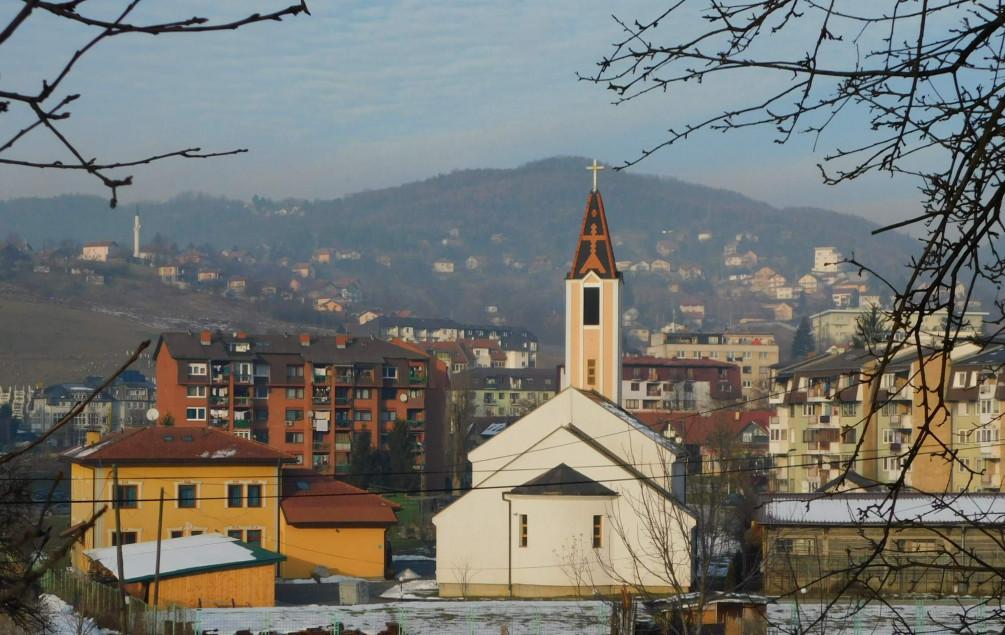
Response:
[568,188,619,280]
[563,160,622,403]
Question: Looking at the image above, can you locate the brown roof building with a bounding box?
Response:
[153,330,443,478]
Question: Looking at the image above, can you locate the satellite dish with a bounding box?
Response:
[399,393,408,402]
[146,408,160,422]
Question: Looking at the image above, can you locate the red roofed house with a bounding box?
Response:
[279,469,399,579]
[636,410,773,489]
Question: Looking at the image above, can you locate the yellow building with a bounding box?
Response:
[65,426,400,582]
[279,469,399,579]
[767,343,1002,494]
[65,426,292,571]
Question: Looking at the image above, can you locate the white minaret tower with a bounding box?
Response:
[563,160,622,403]
[133,211,141,259]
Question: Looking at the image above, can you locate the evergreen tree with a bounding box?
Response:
[348,431,373,489]
[387,421,418,491]
[851,305,888,349]
[791,316,815,359]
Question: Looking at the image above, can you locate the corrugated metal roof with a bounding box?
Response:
[758,494,1005,526]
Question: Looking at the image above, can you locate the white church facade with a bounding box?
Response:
[433,164,695,598]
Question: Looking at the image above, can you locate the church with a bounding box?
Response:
[433,162,694,598]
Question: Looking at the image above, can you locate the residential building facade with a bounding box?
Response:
[811,307,987,350]
[767,344,1005,494]
[66,427,290,571]
[450,367,558,418]
[621,357,742,412]
[646,332,780,401]
[154,331,441,476]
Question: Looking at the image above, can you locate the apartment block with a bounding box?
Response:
[811,307,988,350]
[767,344,1003,493]
[154,331,443,476]
[621,356,742,412]
[449,367,558,417]
[646,331,779,401]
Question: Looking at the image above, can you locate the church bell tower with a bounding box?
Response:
[564,160,622,403]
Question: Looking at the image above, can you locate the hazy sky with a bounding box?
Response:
[2,1,924,224]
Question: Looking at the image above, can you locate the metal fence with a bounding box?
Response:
[41,567,196,634]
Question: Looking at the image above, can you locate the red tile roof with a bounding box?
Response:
[63,426,293,465]
[280,469,399,526]
[631,410,772,446]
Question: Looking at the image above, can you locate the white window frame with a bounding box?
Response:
[186,385,207,398]
[185,407,206,421]
[188,363,208,376]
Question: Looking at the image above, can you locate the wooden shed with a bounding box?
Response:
[84,533,284,608]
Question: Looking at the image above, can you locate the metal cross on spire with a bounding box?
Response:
[586,159,604,192]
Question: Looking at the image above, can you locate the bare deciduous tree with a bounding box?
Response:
[1,1,310,207]
[587,3,1005,631]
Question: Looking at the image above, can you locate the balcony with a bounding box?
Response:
[806,441,832,452]
[235,373,253,384]
[312,442,331,452]
[209,395,228,406]
[408,371,426,385]
[209,417,227,427]
[234,420,251,429]
[312,419,330,432]
[335,442,351,452]
[233,396,252,408]
[334,418,352,429]
[333,372,354,384]
[405,419,424,428]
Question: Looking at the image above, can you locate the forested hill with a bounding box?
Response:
[0,157,920,341]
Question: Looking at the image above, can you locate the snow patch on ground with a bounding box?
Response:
[39,594,109,635]
[197,600,611,635]
[278,575,367,585]
[379,579,440,601]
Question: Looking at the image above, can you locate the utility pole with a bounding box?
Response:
[112,465,128,634]
[153,488,165,609]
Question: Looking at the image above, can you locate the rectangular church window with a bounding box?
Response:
[587,360,597,386]
[583,287,600,325]
[519,514,528,547]
[592,515,603,548]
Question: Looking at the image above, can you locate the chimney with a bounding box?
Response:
[734,411,740,421]
[199,330,212,346]
[335,334,349,349]
[85,429,101,446]
[299,334,311,347]
[235,330,248,339]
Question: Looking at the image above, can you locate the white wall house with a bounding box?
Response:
[433,388,694,598]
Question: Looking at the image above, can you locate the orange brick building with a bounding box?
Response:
[153,331,442,475]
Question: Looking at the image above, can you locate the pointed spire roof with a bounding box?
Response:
[568,190,619,280]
